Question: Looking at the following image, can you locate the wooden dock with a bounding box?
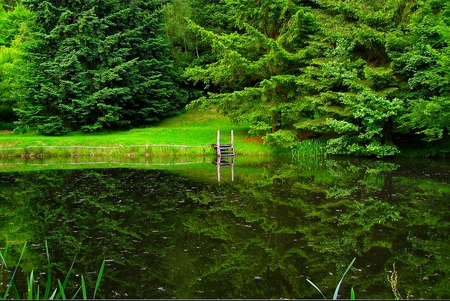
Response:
[213,130,235,158]
[214,143,235,157]
[213,130,235,182]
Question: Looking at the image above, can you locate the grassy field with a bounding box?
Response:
[0,109,270,158]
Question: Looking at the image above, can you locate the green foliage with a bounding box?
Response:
[0,4,31,126]
[0,44,23,107]
[392,1,450,141]
[325,119,359,134]
[164,0,235,68]
[292,139,328,157]
[0,4,31,47]
[384,0,450,143]
[0,0,446,154]
[183,0,450,157]
[16,0,182,135]
[163,0,237,108]
[400,96,450,141]
[262,129,297,148]
[184,0,318,141]
[324,91,404,157]
[326,137,400,158]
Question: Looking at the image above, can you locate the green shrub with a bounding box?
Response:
[262,129,298,148]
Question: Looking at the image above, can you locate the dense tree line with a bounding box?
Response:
[167,0,450,156]
[0,0,449,155]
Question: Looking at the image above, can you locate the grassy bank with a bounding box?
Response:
[2,108,446,159]
[0,109,270,158]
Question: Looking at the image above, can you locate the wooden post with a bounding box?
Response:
[217,130,220,156]
[231,130,234,148]
[231,161,234,182]
[217,160,221,182]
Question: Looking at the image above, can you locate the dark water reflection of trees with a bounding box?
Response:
[0,157,449,299]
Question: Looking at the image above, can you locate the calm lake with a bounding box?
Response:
[0,156,449,299]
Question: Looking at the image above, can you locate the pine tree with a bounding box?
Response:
[297,0,417,156]
[184,0,318,147]
[307,0,449,156]
[17,0,181,135]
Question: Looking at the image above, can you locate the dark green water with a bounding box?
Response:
[0,156,450,299]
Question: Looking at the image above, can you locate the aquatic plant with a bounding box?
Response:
[292,139,327,158]
[0,241,105,300]
[306,257,356,299]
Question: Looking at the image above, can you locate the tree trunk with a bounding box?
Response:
[383,117,395,146]
[271,110,281,132]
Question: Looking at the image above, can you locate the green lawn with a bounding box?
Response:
[0,109,269,157]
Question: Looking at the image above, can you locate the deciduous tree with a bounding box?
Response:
[393,0,450,142]
[0,4,31,129]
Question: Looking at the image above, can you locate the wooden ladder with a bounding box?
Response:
[214,130,235,182]
[215,130,235,157]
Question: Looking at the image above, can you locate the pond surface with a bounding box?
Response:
[0,156,450,299]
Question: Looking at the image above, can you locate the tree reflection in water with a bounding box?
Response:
[0,157,449,299]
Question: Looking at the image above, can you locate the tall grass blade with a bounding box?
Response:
[10,280,20,299]
[27,270,34,300]
[3,244,9,258]
[306,278,327,299]
[72,285,82,300]
[81,275,87,300]
[332,257,356,300]
[0,244,8,268]
[44,264,52,299]
[44,240,52,299]
[93,260,106,299]
[49,288,58,300]
[0,251,6,268]
[55,254,77,299]
[58,279,67,300]
[351,287,355,300]
[3,242,27,299]
[44,240,50,263]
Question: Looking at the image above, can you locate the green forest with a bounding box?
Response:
[0,0,449,157]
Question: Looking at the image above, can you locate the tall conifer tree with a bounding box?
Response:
[185,0,318,147]
[17,0,180,134]
[298,0,416,156]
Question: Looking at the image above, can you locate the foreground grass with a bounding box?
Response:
[1,241,105,300]
[0,109,270,158]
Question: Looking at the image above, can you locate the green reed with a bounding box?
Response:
[292,139,328,158]
[307,257,356,299]
[1,241,105,300]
